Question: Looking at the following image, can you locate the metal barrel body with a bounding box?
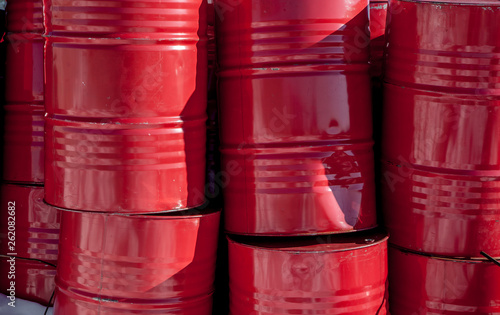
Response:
[216,0,377,235]
[53,209,220,314]
[44,0,206,39]
[228,232,389,314]
[382,0,500,257]
[5,0,43,33]
[0,184,60,264]
[4,33,44,105]
[3,33,45,183]
[43,0,208,213]
[382,84,500,257]
[389,246,500,314]
[2,103,45,184]
[0,257,56,306]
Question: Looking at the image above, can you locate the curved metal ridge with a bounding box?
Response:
[44,0,207,38]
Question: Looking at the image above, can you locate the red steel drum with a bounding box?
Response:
[216,0,377,235]
[228,231,389,314]
[3,104,45,184]
[389,246,500,314]
[43,0,208,213]
[6,0,43,33]
[54,209,220,314]
[382,84,500,257]
[3,33,45,183]
[385,0,500,93]
[369,0,388,78]
[382,0,500,257]
[0,184,60,264]
[4,32,43,106]
[44,114,206,213]
[0,257,56,306]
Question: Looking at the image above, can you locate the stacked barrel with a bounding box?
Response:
[381,0,500,313]
[0,0,60,306]
[42,0,220,314]
[215,0,389,313]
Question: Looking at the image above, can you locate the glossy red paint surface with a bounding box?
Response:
[0,257,56,306]
[382,1,500,257]
[5,0,43,33]
[44,0,207,39]
[54,209,220,314]
[43,0,208,212]
[385,0,500,93]
[389,246,500,314]
[382,161,500,257]
[369,0,388,78]
[2,104,45,183]
[5,33,44,106]
[0,184,60,264]
[216,0,376,235]
[228,232,389,314]
[44,115,206,213]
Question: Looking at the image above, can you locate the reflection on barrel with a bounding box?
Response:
[216,0,377,235]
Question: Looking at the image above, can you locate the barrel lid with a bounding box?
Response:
[400,0,500,6]
[228,230,388,253]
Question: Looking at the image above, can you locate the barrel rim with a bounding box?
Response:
[53,204,221,220]
[227,231,388,253]
[390,245,500,263]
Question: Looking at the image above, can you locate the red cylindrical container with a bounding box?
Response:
[3,32,45,183]
[228,232,389,314]
[4,32,44,105]
[382,0,500,257]
[53,209,220,314]
[384,0,500,93]
[0,257,56,306]
[43,0,208,213]
[3,104,45,184]
[382,85,500,257]
[216,0,376,235]
[0,184,60,264]
[6,0,43,33]
[389,246,500,314]
[369,0,388,78]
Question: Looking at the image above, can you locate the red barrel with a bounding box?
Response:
[382,0,500,257]
[4,32,44,105]
[44,0,206,39]
[382,88,500,257]
[389,246,500,314]
[43,0,208,213]
[3,32,45,184]
[228,232,388,314]
[3,104,45,184]
[0,184,60,264]
[54,209,220,314]
[384,0,500,94]
[369,0,388,78]
[5,0,43,33]
[216,0,376,235]
[0,257,56,306]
